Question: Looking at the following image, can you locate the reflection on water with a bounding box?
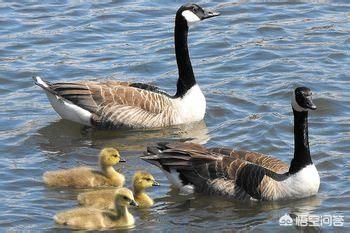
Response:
[34,119,210,153]
[0,0,349,231]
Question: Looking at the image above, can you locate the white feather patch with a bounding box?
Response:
[182,10,201,25]
[34,76,49,88]
[273,164,320,200]
[291,91,307,112]
[173,84,206,124]
[162,169,183,189]
[161,169,194,194]
[292,91,308,112]
[46,91,92,126]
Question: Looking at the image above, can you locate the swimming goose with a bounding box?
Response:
[33,4,219,129]
[54,188,138,230]
[77,171,159,209]
[43,148,125,188]
[142,87,320,201]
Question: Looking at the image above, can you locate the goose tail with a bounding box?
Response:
[33,76,57,95]
[141,142,194,192]
[33,76,92,126]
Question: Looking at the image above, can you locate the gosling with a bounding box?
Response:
[43,148,125,188]
[77,171,159,209]
[54,187,138,230]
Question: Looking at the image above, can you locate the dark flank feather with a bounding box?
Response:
[142,142,289,200]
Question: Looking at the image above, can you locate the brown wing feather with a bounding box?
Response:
[208,147,289,173]
[143,142,284,200]
[47,81,174,128]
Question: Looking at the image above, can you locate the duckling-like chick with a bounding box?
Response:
[133,171,159,208]
[77,171,159,209]
[43,148,125,188]
[54,188,138,230]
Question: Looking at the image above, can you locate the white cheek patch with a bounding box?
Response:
[291,92,307,112]
[182,10,201,25]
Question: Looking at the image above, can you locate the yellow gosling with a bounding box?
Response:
[54,188,138,230]
[77,188,117,210]
[43,148,125,188]
[133,171,159,208]
[77,171,159,209]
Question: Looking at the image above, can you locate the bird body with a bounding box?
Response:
[54,188,137,230]
[43,148,125,188]
[77,171,159,209]
[142,87,320,201]
[33,4,219,129]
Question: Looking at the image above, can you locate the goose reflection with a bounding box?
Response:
[32,119,210,155]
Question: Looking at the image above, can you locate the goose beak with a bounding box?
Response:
[202,10,220,19]
[152,181,160,186]
[130,200,139,207]
[305,97,317,110]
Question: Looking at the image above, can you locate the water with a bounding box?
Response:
[0,0,349,232]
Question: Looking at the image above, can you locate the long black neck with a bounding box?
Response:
[289,109,312,174]
[174,14,196,98]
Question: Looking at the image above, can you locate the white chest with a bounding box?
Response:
[273,164,320,200]
[173,84,206,124]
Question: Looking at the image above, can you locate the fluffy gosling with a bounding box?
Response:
[77,171,159,209]
[43,148,125,188]
[133,171,159,208]
[54,188,138,230]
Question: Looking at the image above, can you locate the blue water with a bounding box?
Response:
[0,1,349,232]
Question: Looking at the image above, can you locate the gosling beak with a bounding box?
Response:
[119,158,126,163]
[152,181,160,186]
[202,9,220,20]
[130,200,138,207]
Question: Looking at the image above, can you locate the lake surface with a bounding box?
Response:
[0,0,349,232]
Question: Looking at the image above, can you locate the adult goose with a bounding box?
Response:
[33,4,219,129]
[142,87,320,201]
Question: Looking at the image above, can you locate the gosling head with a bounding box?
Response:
[133,171,160,190]
[99,148,126,167]
[115,188,138,207]
[176,4,220,26]
[292,87,317,112]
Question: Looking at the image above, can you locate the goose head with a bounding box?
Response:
[99,147,126,167]
[177,4,220,26]
[133,171,160,190]
[292,87,317,112]
[114,188,138,207]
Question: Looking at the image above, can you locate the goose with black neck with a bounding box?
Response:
[33,4,220,129]
[142,87,320,201]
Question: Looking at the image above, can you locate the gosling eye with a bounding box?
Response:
[146,178,152,182]
[123,196,129,200]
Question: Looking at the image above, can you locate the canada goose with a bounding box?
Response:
[54,187,138,230]
[77,171,159,209]
[142,87,320,201]
[43,148,125,188]
[33,4,220,129]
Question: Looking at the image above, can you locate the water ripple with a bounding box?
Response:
[0,0,349,231]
